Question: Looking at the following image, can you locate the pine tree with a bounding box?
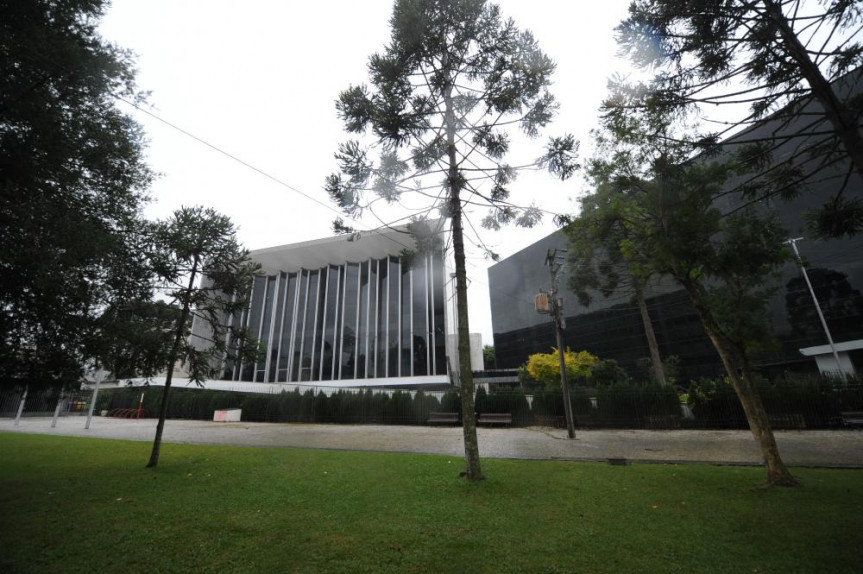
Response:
[326,0,578,480]
[145,207,259,468]
[613,0,863,237]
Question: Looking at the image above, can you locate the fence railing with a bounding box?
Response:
[5,382,860,430]
[0,389,92,419]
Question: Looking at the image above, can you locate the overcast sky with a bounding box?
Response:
[99,0,636,345]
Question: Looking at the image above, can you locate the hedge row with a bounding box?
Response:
[98,380,863,429]
[687,378,863,429]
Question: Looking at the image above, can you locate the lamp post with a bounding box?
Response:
[786,237,845,380]
[543,248,576,439]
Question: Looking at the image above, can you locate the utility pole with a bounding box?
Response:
[545,248,576,439]
[786,237,845,380]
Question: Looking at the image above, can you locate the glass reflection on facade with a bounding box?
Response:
[490,72,863,379]
[223,252,447,383]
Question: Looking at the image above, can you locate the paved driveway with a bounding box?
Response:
[2,416,862,467]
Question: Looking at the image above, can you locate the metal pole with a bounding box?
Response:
[786,238,845,379]
[85,370,106,429]
[547,249,576,439]
[14,385,28,426]
[51,390,65,428]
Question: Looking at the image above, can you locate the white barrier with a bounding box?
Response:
[213,409,242,422]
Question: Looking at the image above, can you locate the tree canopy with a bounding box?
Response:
[327,0,578,481]
[612,0,863,237]
[0,0,154,389]
[569,106,798,484]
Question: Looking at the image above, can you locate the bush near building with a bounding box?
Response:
[94,375,862,430]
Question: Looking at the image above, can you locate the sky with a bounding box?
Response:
[99,0,636,345]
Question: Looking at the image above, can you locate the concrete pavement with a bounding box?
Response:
[2,416,862,467]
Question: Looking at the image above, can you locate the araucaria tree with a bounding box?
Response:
[326,0,578,481]
[1,0,153,390]
[614,0,863,237]
[145,207,259,468]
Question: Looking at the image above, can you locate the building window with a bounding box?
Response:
[222,248,447,383]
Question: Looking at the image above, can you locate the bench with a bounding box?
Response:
[428,411,459,425]
[841,411,863,428]
[477,413,512,426]
[768,413,806,430]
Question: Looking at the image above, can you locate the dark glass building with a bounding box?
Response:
[489,74,863,381]
[194,227,451,387]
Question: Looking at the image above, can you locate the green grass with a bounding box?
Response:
[0,434,861,573]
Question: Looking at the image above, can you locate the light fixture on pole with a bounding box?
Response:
[541,248,575,439]
[786,237,845,379]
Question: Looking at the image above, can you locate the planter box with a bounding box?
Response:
[213,409,242,422]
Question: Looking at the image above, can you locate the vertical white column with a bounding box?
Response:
[318,267,331,381]
[263,273,281,383]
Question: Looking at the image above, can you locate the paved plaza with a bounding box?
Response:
[3,416,862,468]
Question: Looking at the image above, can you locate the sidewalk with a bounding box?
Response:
[2,416,862,467]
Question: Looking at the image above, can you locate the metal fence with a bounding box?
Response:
[0,389,93,419]
[4,382,861,430]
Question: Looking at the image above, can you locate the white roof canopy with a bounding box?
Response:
[251,226,416,274]
[799,339,863,356]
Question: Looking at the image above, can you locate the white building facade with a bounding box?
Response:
[206,227,453,388]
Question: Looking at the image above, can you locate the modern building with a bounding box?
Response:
[192,224,461,388]
[489,74,863,381]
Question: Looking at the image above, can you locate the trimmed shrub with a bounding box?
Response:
[440,391,462,415]
[531,386,592,426]
[485,386,532,426]
[687,378,747,429]
[596,384,680,429]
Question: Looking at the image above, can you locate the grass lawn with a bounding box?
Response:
[0,433,861,573]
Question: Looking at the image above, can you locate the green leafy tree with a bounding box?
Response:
[145,207,260,468]
[578,124,798,485]
[482,345,496,370]
[326,0,578,480]
[93,300,181,381]
[0,0,154,390]
[590,358,630,387]
[614,0,863,237]
[526,348,597,388]
[565,165,667,386]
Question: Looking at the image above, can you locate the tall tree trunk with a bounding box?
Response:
[444,80,484,481]
[683,283,797,486]
[634,282,666,386]
[146,259,198,468]
[762,0,863,182]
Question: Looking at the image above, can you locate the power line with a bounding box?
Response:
[112,95,418,254]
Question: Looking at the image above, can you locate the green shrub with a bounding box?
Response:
[590,359,629,387]
[531,387,592,423]
[687,378,747,429]
[440,391,461,415]
[486,386,532,426]
[595,384,679,428]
